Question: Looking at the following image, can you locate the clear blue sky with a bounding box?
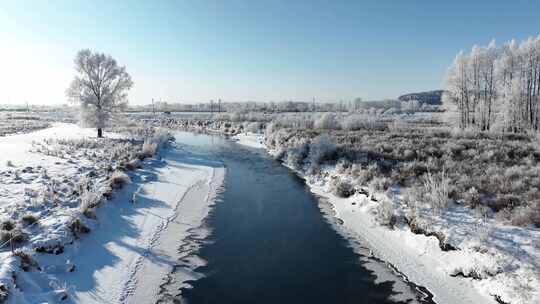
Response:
[1,0,539,105]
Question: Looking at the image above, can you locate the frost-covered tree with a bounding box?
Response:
[445,51,471,129]
[496,37,540,132]
[314,113,339,129]
[479,40,498,130]
[445,36,540,132]
[66,49,133,138]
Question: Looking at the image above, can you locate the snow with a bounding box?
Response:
[4,120,538,303]
[0,122,108,171]
[49,150,222,303]
[125,155,224,303]
[0,124,225,303]
[304,169,540,304]
[310,185,491,303]
[231,132,265,149]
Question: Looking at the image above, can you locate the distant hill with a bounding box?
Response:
[398,90,445,105]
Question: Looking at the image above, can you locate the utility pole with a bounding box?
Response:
[151,98,155,115]
[218,98,221,113]
[312,97,315,112]
[210,99,214,117]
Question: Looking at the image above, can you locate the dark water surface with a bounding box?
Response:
[166,131,424,304]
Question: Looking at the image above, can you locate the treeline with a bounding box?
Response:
[128,100,361,113]
[444,36,540,132]
[129,98,440,114]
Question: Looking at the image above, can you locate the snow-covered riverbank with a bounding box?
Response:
[0,124,224,303]
[231,132,265,149]
[125,149,224,303]
[232,133,539,304]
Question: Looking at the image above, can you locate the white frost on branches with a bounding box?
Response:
[444,36,540,133]
[66,49,133,137]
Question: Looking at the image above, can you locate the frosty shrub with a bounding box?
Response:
[21,214,38,226]
[0,228,28,245]
[314,113,339,130]
[109,171,131,189]
[387,119,409,133]
[330,179,355,198]
[80,190,102,214]
[139,129,170,158]
[422,169,451,213]
[306,162,321,176]
[376,198,397,228]
[349,163,363,178]
[264,121,279,138]
[274,114,315,129]
[272,147,286,161]
[284,141,309,170]
[11,228,28,244]
[492,194,521,212]
[511,202,540,227]
[14,249,38,272]
[356,164,378,185]
[494,208,512,222]
[70,218,91,237]
[244,122,261,133]
[463,187,481,208]
[102,184,114,200]
[335,159,351,174]
[125,158,142,171]
[369,176,392,192]
[0,231,10,245]
[83,208,97,219]
[341,114,381,131]
[231,112,243,122]
[0,220,15,231]
[141,140,158,158]
[308,135,337,165]
[402,149,416,161]
[75,176,90,196]
[401,99,420,113]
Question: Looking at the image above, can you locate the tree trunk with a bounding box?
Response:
[97,128,103,138]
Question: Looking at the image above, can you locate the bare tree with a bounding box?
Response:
[445,51,471,129]
[66,49,133,138]
[445,36,540,133]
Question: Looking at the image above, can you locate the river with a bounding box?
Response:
[159,131,429,304]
